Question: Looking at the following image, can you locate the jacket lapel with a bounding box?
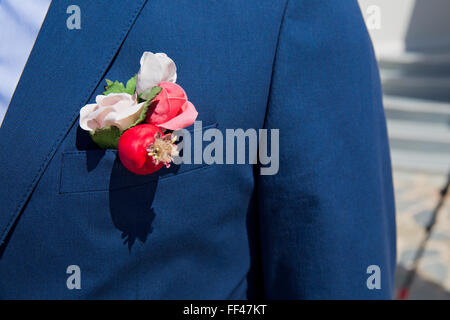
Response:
[0,0,148,245]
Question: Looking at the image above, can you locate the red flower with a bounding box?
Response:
[118,124,164,175]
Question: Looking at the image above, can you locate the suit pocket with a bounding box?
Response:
[59,122,218,194]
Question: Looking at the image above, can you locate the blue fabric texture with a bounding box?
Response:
[0,0,396,299]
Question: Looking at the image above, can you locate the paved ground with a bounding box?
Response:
[393,169,450,299]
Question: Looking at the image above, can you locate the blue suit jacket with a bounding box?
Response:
[0,0,396,299]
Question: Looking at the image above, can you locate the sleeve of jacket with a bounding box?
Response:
[257,0,396,299]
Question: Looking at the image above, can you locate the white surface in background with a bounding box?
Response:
[0,0,51,126]
[358,0,450,57]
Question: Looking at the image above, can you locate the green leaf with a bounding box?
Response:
[124,75,137,95]
[103,75,137,95]
[138,86,162,102]
[103,79,126,95]
[90,126,121,149]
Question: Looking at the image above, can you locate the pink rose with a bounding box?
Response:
[145,81,198,131]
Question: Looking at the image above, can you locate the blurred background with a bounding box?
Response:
[358,0,450,299]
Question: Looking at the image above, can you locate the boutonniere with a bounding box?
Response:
[79,52,198,175]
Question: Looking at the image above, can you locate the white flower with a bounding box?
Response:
[79,93,146,132]
[136,52,177,94]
